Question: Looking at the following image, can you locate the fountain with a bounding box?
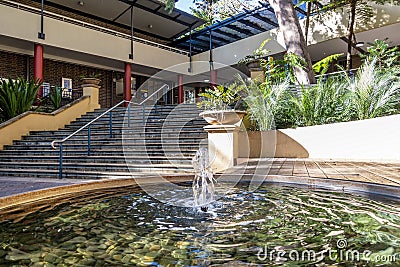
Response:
[192,147,216,211]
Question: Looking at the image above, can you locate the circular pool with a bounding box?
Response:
[0,184,399,266]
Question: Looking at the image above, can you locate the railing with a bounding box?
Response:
[51,84,169,179]
[315,68,358,80]
[0,0,189,56]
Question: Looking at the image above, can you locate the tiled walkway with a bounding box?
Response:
[0,159,399,199]
[0,177,92,198]
[232,158,400,187]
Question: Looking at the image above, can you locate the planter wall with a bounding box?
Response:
[238,114,400,161]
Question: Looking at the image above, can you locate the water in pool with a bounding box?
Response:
[0,184,399,266]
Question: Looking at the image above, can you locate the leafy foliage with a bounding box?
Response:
[238,76,290,130]
[197,84,242,110]
[312,53,343,75]
[0,78,41,121]
[360,39,400,69]
[286,77,353,127]
[238,39,271,65]
[49,86,62,110]
[347,58,400,120]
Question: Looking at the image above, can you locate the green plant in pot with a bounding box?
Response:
[238,39,271,71]
[197,84,246,126]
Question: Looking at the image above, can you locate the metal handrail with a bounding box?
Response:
[51,84,169,179]
[0,0,189,56]
[51,99,128,149]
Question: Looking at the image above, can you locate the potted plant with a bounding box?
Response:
[197,84,246,126]
[238,39,271,71]
[80,73,102,86]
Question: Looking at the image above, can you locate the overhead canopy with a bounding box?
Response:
[172,1,310,54]
[41,0,205,41]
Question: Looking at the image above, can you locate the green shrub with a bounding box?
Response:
[347,58,400,120]
[239,77,290,130]
[49,86,62,110]
[286,77,353,127]
[0,78,42,121]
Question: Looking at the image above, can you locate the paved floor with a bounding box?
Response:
[232,158,400,186]
[0,159,399,199]
[0,177,94,198]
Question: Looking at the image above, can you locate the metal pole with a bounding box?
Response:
[59,144,63,179]
[109,111,113,138]
[209,29,213,68]
[142,103,145,126]
[128,102,131,128]
[188,26,192,73]
[129,6,134,59]
[38,0,45,39]
[88,125,91,156]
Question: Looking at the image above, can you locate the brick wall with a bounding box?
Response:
[0,50,28,79]
[1,50,149,108]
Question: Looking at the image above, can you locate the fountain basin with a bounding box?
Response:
[0,176,399,266]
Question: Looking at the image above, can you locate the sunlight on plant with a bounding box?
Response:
[197,84,242,111]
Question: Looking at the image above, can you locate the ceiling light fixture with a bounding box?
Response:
[355,42,365,47]
[78,1,84,6]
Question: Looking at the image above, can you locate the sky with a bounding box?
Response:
[175,0,194,13]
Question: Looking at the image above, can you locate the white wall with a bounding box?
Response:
[0,4,188,71]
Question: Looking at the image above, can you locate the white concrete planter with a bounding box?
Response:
[199,110,247,126]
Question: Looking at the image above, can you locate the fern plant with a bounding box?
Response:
[238,77,290,130]
[347,58,400,120]
[0,78,41,121]
[287,77,353,127]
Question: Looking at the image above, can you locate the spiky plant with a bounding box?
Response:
[287,76,353,126]
[348,58,400,120]
[0,78,41,121]
[49,86,62,110]
[239,77,289,130]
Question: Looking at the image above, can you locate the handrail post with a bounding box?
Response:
[88,125,91,156]
[142,103,145,126]
[128,102,131,128]
[109,111,113,138]
[59,144,63,179]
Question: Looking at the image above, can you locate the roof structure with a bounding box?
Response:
[171,1,309,54]
[37,0,205,42]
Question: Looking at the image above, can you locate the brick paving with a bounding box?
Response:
[0,158,399,199]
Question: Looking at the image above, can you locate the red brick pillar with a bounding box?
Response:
[210,69,217,88]
[178,74,184,104]
[124,62,132,107]
[34,43,44,98]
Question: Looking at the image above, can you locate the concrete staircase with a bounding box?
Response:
[0,104,208,179]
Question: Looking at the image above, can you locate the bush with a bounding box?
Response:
[347,58,400,120]
[0,78,42,121]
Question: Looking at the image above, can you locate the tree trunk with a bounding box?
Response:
[268,0,316,85]
[346,0,357,72]
[305,1,311,44]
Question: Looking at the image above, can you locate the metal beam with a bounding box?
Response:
[129,6,134,59]
[214,29,241,40]
[237,19,265,32]
[225,24,252,35]
[340,37,366,54]
[252,13,279,27]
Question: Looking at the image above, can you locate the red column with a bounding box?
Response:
[34,43,44,98]
[210,69,217,88]
[178,74,184,104]
[124,62,132,107]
